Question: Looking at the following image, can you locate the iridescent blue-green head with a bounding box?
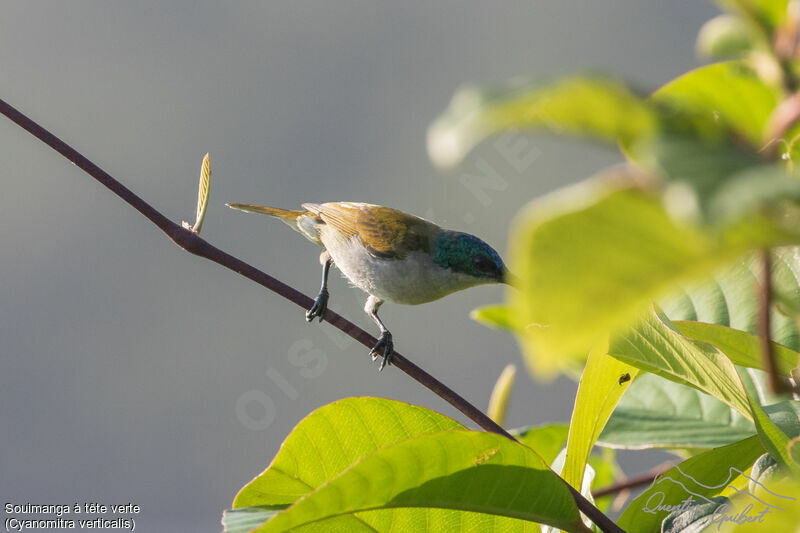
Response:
[432,231,507,284]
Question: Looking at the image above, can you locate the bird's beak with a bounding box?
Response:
[501,270,521,287]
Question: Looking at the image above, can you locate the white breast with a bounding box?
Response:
[319,227,485,305]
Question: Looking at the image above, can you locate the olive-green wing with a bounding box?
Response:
[302,202,439,258]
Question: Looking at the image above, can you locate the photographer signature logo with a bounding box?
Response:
[641,465,795,528]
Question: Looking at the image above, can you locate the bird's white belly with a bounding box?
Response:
[320,232,481,305]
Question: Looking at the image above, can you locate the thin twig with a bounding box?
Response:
[0,97,623,533]
[592,462,674,499]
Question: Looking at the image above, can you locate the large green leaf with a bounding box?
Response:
[631,62,785,224]
[507,181,796,378]
[662,248,800,350]
[616,435,765,532]
[256,430,585,533]
[234,397,464,508]
[674,321,799,374]
[231,399,587,532]
[651,61,780,147]
[562,347,638,491]
[598,373,756,449]
[608,309,752,417]
[427,76,656,169]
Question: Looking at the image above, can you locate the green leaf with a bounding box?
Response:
[470,305,514,330]
[748,452,790,491]
[563,346,638,491]
[712,478,800,532]
[509,184,707,376]
[625,63,781,217]
[427,76,656,168]
[661,496,729,533]
[763,400,800,437]
[487,364,516,426]
[608,309,752,417]
[616,435,765,532]
[673,320,799,374]
[715,0,790,38]
[507,182,796,378]
[696,14,756,59]
[598,373,756,449]
[232,399,581,532]
[233,397,464,508]
[510,424,569,465]
[750,397,800,473]
[662,249,800,351]
[256,430,585,533]
[634,135,763,219]
[428,62,778,171]
[706,164,800,224]
[651,61,780,147]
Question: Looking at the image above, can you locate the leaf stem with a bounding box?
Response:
[0,97,624,533]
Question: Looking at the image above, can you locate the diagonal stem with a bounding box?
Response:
[0,97,623,533]
[591,462,674,499]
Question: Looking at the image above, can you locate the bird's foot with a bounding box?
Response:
[369,331,394,371]
[305,289,329,322]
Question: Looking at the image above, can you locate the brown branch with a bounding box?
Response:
[592,462,674,499]
[0,97,623,533]
[758,250,793,395]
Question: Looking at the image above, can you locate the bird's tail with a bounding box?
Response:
[226,203,323,245]
[227,203,305,221]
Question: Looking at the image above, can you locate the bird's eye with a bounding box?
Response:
[473,256,495,273]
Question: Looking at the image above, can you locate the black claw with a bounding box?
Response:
[305,289,329,322]
[369,331,393,371]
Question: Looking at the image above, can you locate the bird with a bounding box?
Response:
[226,201,508,370]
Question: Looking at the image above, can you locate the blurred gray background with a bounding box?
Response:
[1,2,717,531]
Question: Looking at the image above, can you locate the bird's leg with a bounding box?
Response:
[306,251,332,322]
[365,295,393,371]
